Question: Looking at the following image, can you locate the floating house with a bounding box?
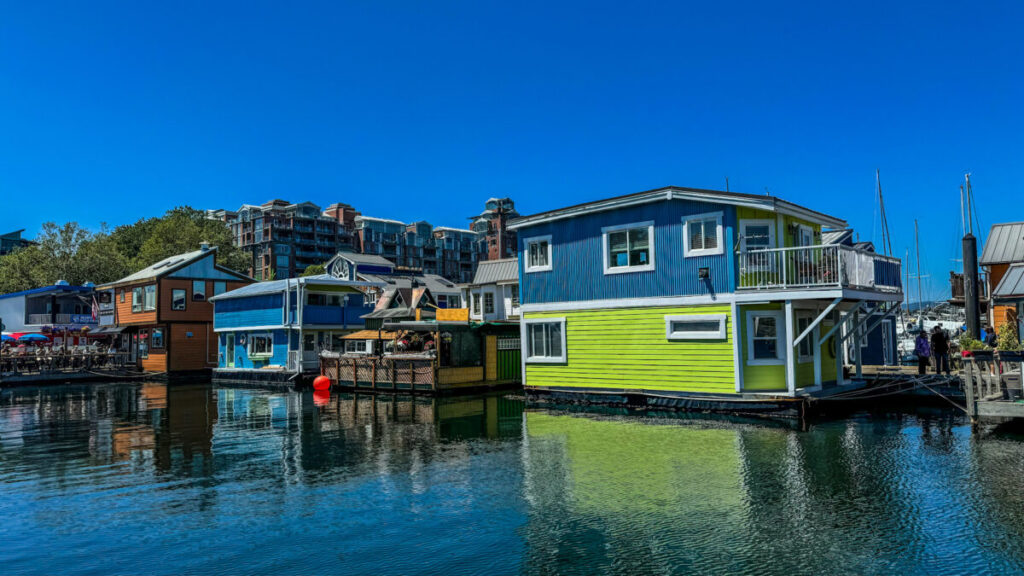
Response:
[509,186,903,410]
[98,244,252,374]
[467,258,520,322]
[980,222,1024,331]
[0,281,98,344]
[992,264,1024,339]
[209,275,382,379]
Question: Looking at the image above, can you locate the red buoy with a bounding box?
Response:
[313,375,331,390]
[313,389,330,406]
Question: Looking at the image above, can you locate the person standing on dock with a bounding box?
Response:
[931,326,950,376]
[914,331,931,375]
[984,325,998,348]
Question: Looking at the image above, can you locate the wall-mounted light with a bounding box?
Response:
[699,267,710,279]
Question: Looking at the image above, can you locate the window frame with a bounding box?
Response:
[171,289,187,311]
[192,280,207,301]
[796,312,814,363]
[471,291,481,315]
[484,291,495,315]
[523,235,553,273]
[132,287,143,312]
[151,327,165,350]
[739,219,777,253]
[213,281,227,296]
[682,212,724,258]
[249,332,273,358]
[746,309,786,366]
[601,221,655,275]
[524,317,567,364]
[143,285,156,312]
[664,313,727,340]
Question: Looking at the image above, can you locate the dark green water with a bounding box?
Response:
[2,382,1024,575]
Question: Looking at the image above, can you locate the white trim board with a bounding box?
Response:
[521,294,727,313]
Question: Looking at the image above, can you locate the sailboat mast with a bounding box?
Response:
[915,219,924,315]
[876,169,893,257]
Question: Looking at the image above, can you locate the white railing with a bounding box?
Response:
[27,313,97,325]
[737,245,901,292]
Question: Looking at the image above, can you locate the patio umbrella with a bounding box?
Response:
[18,333,50,342]
[1,334,13,342]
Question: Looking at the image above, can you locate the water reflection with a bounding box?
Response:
[3,383,1024,574]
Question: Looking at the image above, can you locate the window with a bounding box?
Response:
[172,289,187,311]
[132,287,143,312]
[249,333,272,357]
[665,314,727,340]
[307,293,327,306]
[740,220,776,252]
[602,222,655,274]
[796,313,814,362]
[525,319,566,363]
[345,340,369,354]
[484,292,495,314]
[214,282,226,296]
[192,281,206,301]
[144,285,156,311]
[510,284,519,309]
[119,290,125,304]
[139,328,149,358]
[303,333,316,352]
[796,225,814,247]
[747,310,785,365]
[151,328,164,349]
[524,235,552,273]
[683,212,724,257]
[472,292,481,315]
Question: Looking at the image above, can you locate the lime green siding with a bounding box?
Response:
[735,207,821,249]
[524,304,736,394]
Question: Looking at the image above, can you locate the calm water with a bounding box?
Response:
[2,382,1024,575]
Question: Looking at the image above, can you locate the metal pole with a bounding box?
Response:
[915,220,924,316]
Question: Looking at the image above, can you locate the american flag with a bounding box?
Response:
[91,294,98,321]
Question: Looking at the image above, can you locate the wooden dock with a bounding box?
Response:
[962,352,1024,424]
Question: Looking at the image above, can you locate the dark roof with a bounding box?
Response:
[993,263,1024,301]
[0,284,93,301]
[821,229,853,246]
[981,222,1024,265]
[334,251,397,268]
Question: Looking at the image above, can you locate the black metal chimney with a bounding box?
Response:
[964,233,981,339]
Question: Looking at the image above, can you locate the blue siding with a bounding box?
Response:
[219,329,289,369]
[214,294,284,329]
[303,305,368,326]
[519,199,735,304]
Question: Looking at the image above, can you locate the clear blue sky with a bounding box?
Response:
[3,1,1021,299]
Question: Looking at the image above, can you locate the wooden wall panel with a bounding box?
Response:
[114,283,158,325]
[141,352,167,373]
[160,279,250,322]
[168,323,217,372]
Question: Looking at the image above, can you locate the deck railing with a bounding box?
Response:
[26,313,98,325]
[737,245,902,292]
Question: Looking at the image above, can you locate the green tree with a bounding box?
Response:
[125,206,250,273]
[0,222,129,293]
[301,264,326,277]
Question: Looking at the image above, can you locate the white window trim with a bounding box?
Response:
[602,221,656,275]
[746,309,785,366]
[523,235,553,273]
[796,312,814,363]
[524,317,567,364]
[664,313,727,340]
[682,212,724,257]
[796,223,815,247]
[739,219,777,252]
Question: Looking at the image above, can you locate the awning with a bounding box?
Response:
[89,326,126,335]
[342,329,399,340]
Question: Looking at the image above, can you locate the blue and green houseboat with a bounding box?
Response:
[510,186,903,411]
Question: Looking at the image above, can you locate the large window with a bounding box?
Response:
[524,235,552,273]
[249,333,273,357]
[525,319,566,363]
[192,281,206,301]
[602,221,654,274]
[172,289,187,311]
[132,287,143,312]
[683,212,724,257]
[484,292,495,315]
[144,285,156,311]
[747,310,784,365]
[665,314,727,340]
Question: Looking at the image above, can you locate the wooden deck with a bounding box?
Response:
[320,352,521,394]
[962,352,1024,424]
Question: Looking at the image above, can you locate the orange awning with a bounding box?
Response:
[342,329,399,340]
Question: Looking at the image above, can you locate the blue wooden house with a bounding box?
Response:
[210,275,383,380]
[509,186,904,411]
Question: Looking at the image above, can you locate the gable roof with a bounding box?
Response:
[332,251,397,268]
[472,258,518,285]
[208,275,384,302]
[993,263,1024,301]
[357,272,462,294]
[99,247,251,289]
[980,222,1024,265]
[509,185,846,230]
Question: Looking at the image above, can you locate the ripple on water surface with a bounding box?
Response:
[2,382,1024,575]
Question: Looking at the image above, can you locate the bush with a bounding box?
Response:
[997,321,1021,351]
[958,333,990,352]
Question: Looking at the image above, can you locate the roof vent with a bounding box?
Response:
[200,242,211,251]
[55,280,69,286]
[82,282,95,288]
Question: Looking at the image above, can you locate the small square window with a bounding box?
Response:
[524,235,552,273]
[525,318,566,363]
[602,222,655,275]
[683,212,724,257]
